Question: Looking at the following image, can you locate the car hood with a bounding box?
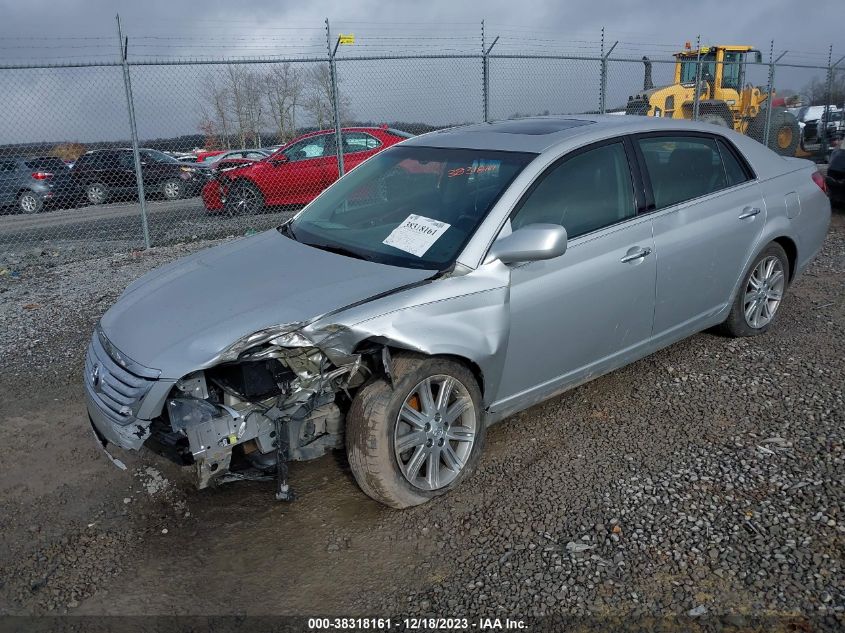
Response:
[100,230,434,378]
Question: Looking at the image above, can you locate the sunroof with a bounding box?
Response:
[487,119,594,135]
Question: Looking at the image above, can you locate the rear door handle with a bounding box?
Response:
[738,206,761,219]
[620,246,653,263]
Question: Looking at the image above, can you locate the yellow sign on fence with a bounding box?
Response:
[338,34,355,45]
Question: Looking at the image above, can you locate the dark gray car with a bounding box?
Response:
[0,156,81,213]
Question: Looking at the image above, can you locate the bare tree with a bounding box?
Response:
[802,69,845,106]
[266,63,303,142]
[303,63,351,129]
[199,70,231,149]
[241,71,265,147]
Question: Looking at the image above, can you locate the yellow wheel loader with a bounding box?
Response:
[625,44,804,156]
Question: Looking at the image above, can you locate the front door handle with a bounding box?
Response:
[620,246,653,263]
[738,206,761,219]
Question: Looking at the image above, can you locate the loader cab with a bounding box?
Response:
[675,45,762,96]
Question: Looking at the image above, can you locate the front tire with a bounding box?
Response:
[161,178,184,201]
[747,108,800,156]
[18,191,43,214]
[700,113,731,128]
[720,242,789,337]
[346,353,486,508]
[224,181,264,216]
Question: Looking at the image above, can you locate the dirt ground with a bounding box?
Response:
[0,212,843,626]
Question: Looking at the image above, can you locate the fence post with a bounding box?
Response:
[600,38,618,115]
[821,47,845,155]
[116,14,150,249]
[829,53,845,153]
[763,43,787,148]
[481,21,486,122]
[325,18,345,177]
[481,22,498,123]
[692,35,702,120]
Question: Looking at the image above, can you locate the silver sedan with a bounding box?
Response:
[85,116,830,508]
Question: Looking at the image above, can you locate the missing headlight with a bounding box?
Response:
[207,359,295,401]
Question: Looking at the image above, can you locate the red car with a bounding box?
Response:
[194,150,225,163]
[202,127,412,214]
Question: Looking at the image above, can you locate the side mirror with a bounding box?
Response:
[270,155,289,166]
[486,223,568,265]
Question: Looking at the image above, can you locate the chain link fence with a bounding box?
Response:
[0,21,842,262]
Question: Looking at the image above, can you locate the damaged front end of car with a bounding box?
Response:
[140,324,371,499]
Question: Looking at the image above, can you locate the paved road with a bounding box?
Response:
[0,195,292,250]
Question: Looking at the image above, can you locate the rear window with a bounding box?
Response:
[25,157,69,172]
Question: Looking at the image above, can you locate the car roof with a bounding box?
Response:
[293,126,399,141]
[400,114,790,174]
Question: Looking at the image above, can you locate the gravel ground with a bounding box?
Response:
[0,213,843,630]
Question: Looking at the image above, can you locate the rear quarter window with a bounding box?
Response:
[716,139,752,186]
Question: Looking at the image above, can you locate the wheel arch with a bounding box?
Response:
[354,340,487,404]
[772,235,798,282]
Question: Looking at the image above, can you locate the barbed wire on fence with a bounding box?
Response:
[0,17,843,263]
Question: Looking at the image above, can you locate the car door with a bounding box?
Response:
[138,150,170,192]
[265,133,335,204]
[495,139,657,408]
[635,133,765,337]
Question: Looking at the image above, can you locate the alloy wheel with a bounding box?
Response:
[163,180,181,200]
[87,185,105,204]
[230,184,261,215]
[393,375,477,491]
[743,255,785,329]
[19,193,39,213]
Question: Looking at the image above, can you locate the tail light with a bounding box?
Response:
[31,171,53,180]
[811,171,828,195]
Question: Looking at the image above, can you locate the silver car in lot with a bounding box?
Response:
[85,116,830,508]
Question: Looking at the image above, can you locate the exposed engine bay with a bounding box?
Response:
[145,332,376,500]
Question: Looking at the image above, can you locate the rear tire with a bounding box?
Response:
[747,108,800,156]
[346,353,486,508]
[700,113,731,128]
[85,183,108,205]
[224,181,264,216]
[720,242,789,337]
[18,191,43,214]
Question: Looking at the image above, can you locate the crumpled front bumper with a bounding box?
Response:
[83,329,173,468]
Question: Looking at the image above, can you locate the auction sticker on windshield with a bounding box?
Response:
[383,214,451,257]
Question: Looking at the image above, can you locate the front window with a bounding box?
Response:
[283,135,333,161]
[284,146,536,270]
[679,52,716,83]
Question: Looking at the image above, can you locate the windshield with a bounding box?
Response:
[679,51,716,83]
[142,149,180,164]
[285,145,536,270]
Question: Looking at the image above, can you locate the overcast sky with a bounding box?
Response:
[0,0,842,145]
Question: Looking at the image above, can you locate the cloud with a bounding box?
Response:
[0,0,840,145]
